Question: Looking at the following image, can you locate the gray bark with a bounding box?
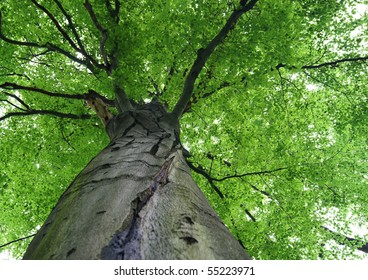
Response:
[23,102,250,260]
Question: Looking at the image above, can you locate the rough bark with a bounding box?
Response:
[23,101,250,260]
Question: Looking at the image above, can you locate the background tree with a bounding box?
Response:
[0,0,367,259]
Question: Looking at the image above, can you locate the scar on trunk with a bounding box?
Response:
[85,96,113,126]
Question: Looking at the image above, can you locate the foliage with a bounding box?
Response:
[0,0,367,259]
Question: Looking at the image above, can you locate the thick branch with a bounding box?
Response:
[0,109,91,122]
[114,84,133,112]
[172,0,259,119]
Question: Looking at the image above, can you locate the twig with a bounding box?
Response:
[0,234,36,249]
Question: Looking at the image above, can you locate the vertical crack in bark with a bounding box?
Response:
[101,156,174,259]
[149,133,171,156]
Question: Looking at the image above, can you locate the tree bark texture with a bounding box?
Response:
[23,102,250,259]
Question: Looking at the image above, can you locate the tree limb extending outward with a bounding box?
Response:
[274,56,368,71]
[84,0,110,72]
[0,82,114,106]
[172,0,259,119]
[0,110,91,122]
[0,234,36,250]
[187,158,285,198]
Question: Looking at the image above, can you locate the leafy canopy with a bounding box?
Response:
[0,0,367,259]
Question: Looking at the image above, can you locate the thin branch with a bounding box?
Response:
[51,0,103,70]
[0,11,41,48]
[172,0,259,119]
[105,0,121,21]
[1,91,30,110]
[60,126,76,151]
[0,66,31,80]
[45,42,93,70]
[186,160,224,198]
[84,0,110,72]
[322,226,368,254]
[149,76,161,97]
[0,82,114,106]
[213,167,288,182]
[245,209,256,222]
[274,56,368,71]
[303,56,368,69]
[303,71,354,105]
[0,234,36,249]
[52,0,86,54]
[1,99,27,111]
[0,11,95,72]
[31,0,80,52]
[187,157,287,184]
[201,81,231,99]
[0,82,86,100]
[249,184,271,198]
[162,66,176,95]
[0,109,91,122]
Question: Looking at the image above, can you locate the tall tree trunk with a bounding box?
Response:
[23,102,250,259]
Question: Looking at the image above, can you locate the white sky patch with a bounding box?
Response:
[317,206,368,259]
[0,106,6,117]
[76,52,84,60]
[349,3,368,52]
[213,119,221,125]
[351,4,368,19]
[211,136,220,144]
[0,250,15,260]
[305,84,318,91]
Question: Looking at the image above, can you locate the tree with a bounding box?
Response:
[0,0,367,259]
